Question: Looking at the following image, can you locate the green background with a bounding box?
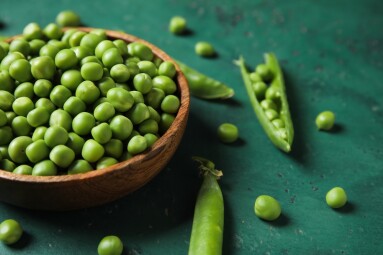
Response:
[1,0,382,254]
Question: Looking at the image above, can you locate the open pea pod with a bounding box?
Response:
[176,60,234,100]
[235,53,294,152]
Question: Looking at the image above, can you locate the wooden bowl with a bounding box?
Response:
[0,28,190,211]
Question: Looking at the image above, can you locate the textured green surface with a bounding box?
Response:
[1,0,383,254]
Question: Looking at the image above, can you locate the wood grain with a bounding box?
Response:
[0,28,190,211]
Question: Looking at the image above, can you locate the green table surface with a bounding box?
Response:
[1,0,383,254]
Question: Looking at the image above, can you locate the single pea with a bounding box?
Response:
[217,123,239,143]
[109,115,133,140]
[0,219,23,245]
[48,39,69,50]
[0,70,15,92]
[256,64,273,82]
[144,133,158,147]
[113,39,128,57]
[127,135,148,155]
[159,113,175,134]
[61,69,83,91]
[252,81,268,99]
[126,103,150,125]
[34,79,53,98]
[14,82,34,99]
[23,22,43,40]
[277,128,288,140]
[68,159,93,175]
[91,123,112,144]
[30,56,56,80]
[25,139,50,163]
[260,99,278,111]
[127,42,153,61]
[97,235,123,255]
[265,86,281,101]
[133,73,153,94]
[0,159,16,172]
[27,107,50,127]
[80,33,103,52]
[326,187,347,209]
[29,39,46,56]
[9,38,30,57]
[106,87,134,112]
[13,165,33,175]
[158,61,176,78]
[102,48,123,69]
[72,45,92,60]
[11,116,32,136]
[161,95,180,114]
[44,126,69,148]
[138,119,159,135]
[91,97,110,112]
[65,132,85,156]
[43,23,63,40]
[69,31,87,47]
[130,91,145,104]
[0,52,25,71]
[94,102,115,122]
[32,126,47,142]
[0,126,13,146]
[12,97,34,117]
[50,85,72,108]
[81,62,104,81]
[153,57,164,67]
[76,81,100,105]
[125,62,140,77]
[35,98,56,114]
[0,91,15,111]
[125,57,140,64]
[97,77,116,96]
[32,159,58,176]
[63,96,86,117]
[55,49,78,70]
[90,29,107,39]
[137,61,157,78]
[254,195,282,221]
[50,145,75,168]
[0,146,9,159]
[49,109,72,131]
[264,109,279,121]
[315,111,335,131]
[9,59,32,82]
[104,139,123,159]
[8,136,33,164]
[169,16,187,34]
[249,72,262,83]
[61,29,77,44]
[5,112,16,125]
[72,112,96,136]
[152,75,177,95]
[0,109,7,127]
[110,64,130,83]
[39,44,60,59]
[271,118,285,129]
[96,157,119,170]
[95,40,116,60]
[56,10,81,27]
[195,41,215,57]
[82,139,105,163]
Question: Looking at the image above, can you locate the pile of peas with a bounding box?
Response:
[0,23,181,176]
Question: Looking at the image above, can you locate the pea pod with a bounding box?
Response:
[189,156,224,255]
[235,53,294,152]
[176,60,234,99]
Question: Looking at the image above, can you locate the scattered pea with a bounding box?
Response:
[97,235,123,255]
[195,41,215,57]
[217,123,239,143]
[254,195,281,221]
[326,187,347,209]
[169,16,187,35]
[0,219,23,245]
[316,111,335,131]
[56,10,81,27]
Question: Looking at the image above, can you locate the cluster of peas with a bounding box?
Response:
[0,22,181,176]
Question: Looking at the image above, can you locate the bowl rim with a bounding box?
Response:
[0,27,190,184]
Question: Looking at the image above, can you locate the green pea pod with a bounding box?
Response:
[235,53,294,152]
[189,156,224,255]
[176,60,234,99]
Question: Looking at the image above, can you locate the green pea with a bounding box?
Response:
[127,135,147,155]
[14,82,34,99]
[68,159,93,175]
[43,23,63,40]
[23,22,43,40]
[138,119,159,135]
[32,159,58,176]
[50,85,72,108]
[96,157,118,170]
[61,69,83,91]
[137,60,157,78]
[265,86,281,101]
[34,79,53,98]
[82,139,105,163]
[81,55,102,66]
[35,98,56,114]
[277,128,288,140]
[0,159,16,172]
[104,139,123,159]
[133,73,153,94]
[315,111,335,131]
[158,61,176,78]
[252,81,268,99]
[65,132,85,156]
[72,46,92,60]
[249,72,262,83]
[81,62,104,81]
[29,39,46,56]
[144,133,158,147]
[106,87,134,112]
[97,235,123,255]
[260,99,278,111]
[0,110,7,127]
[30,56,56,80]
[1,52,25,71]
[326,187,347,209]
[271,118,285,129]
[113,39,128,57]
[5,112,16,125]
[44,125,69,148]
[102,48,123,69]
[125,62,139,77]
[126,103,150,125]
[0,91,15,111]
[55,49,78,70]
[0,70,15,92]
[69,31,87,47]
[109,115,133,140]
[61,29,77,44]
[32,126,47,142]
[169,16,187,35]
[25,139,50,163]
[8,136,33,164]
[80,33,103,52]
[27,107,50,127]
[264,109,279,121]
[76,80,100,105]
[91,123,112,144]
[110,64,130,83]
[72,112,95,136]
[95,40,116,60]
[94,102,115,122]
[127,42,153,61]
[0,126,13,146]
[12,97,34,117]
[50,145,75,168]
[13,165,33,175]
[9,38,30,57]
[63,96,86,117]
[97,77,116,96]
[9,59,32,82]
[152,75,177,95]
[159,113,175,133]
[0,219,23,245]
[161,95,180,114]
[256,64,273,82]
[56,10,81,27]
[39,44,60,59]
[48,39,68,50]
[11,116,32,136]
[130,91,144,104]
[49,109,72,131]
[217,123,239,143]
[254,195,281,221]
[195,41,215,57]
